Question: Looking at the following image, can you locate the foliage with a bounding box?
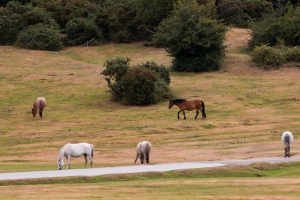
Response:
[250,44,300,67]
[249,7,300,50]
[136,0,177,41]
[96,0,143,43]
[152,0,227,72]
[285,46,300,62]
[250,45,284,66]
[31,0,100,29]
[216,0,273,28]
[0,1,59,45]
[101,57,172,105]
[64,17,103,46]
[15,23,63,51]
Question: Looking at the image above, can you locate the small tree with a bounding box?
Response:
[152,0,227,72]
[101,57,173,105]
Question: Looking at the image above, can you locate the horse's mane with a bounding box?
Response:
[58,143,70,159]
[172,99,187,103]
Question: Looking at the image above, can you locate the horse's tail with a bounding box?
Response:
[285,134,290,146]
[90,144,94,158]
[145,142,151,163]
[201,100,206,119]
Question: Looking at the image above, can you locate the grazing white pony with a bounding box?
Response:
[57,143,94,170]
[281,131,294,158]
[134,141,152,164]
[32,97,46,119]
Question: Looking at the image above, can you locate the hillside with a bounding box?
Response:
[0,28,300,173]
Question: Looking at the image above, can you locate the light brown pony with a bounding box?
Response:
[168,99,206,120]
[134,141,152,164]
[32,97,46,119]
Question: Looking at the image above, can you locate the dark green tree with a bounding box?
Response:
[96,0,142,43]
[152,0,227,72]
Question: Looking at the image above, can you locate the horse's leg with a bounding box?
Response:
[194,109,199,119]
[177,110,181,119]
[134,153,139,164]
[288,146,291,158]
[183,110,186,120]
[146,152,150,164]
[84,154,88,168]
[284,147,288,158]
[67,155,71,169]
[39,110,42,119]
[88,155,93,168]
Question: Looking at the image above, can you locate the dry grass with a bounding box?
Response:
[1,28,300,199]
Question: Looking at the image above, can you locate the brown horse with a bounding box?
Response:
[168,99,206,120]
[32,97,46,119]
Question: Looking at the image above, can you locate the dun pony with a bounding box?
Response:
[32,97,46,119]
[57,143,94,170]
[281,131,293,158]
[168,99,206,120]
[134,141,152,164]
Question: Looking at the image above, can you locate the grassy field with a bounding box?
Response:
[1,28,300,199]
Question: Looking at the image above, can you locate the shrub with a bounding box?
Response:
[250,45,284,66]
[249,7,300,50]
[284,46,300,62]
[101,57,131,101]
[121,66,157,105]
[64,17,103,46]
[15,23,63,51]
[101,57,173,105]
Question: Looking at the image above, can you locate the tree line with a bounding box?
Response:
[1,0,300,105]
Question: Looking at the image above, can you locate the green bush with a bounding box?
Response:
[121,66,157,105]
[64,17,103,46]
[250,45,285,66]
[15,23,63,51]
[249,7,300,50]
[101,57,131,101]
[152,1,227,72]
[101,57,173,105]
[284,46,300,62]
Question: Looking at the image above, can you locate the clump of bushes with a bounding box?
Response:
[249,7,300,50]
[15,23,63,51]
[250,45,300,67]
[64,17,103,46]
[101,57,173,106]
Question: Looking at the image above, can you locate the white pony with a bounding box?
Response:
[57,143,94,170]
[281,131,294,158]
[134,141,152,164]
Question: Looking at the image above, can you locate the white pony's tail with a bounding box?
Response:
[90,144,94,158]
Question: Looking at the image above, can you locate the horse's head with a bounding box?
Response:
[32,108,37,117]
[57,158,64,170]
[139,154,145,164]
[168,100,174,109]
